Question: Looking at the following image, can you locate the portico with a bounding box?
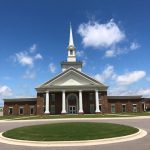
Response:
[43,88,102,115]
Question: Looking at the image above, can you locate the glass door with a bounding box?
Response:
[69,106,76,114]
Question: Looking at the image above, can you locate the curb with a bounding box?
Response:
[0,116,150,123]
[0,128,147,147]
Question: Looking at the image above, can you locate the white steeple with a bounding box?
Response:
[69,23,74,46]
[61,23,83,72]
[67,23,76,62]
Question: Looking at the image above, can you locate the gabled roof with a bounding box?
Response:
[36,67,108,90]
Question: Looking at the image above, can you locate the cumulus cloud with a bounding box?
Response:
[105,49,116,58]
[130,42,140,50]
[108,87,150,97]
[94,65,115,82]
[22,70,36,79]
[34,53,43,60]
[0,85,12,97]
[137,88,150,97]
[146,77,150,81]
[115,71,146,86]
[49,63,56,73]
[29,44,37,53]
[78,19,125,48]
[15,52,34,67]
[76,51,84,57]
[14,44,43,68]
[105,42,140,58]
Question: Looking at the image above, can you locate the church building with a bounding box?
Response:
[3,25,147,116]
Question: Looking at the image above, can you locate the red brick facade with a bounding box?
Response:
[3,91,145,116]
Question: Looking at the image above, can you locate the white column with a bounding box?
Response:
[61,90,67,114]
[79,90,84,113]
[144,103,146,111]
[95,90,100,113]
[45,91,50,114]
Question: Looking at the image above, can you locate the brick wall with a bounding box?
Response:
[107,99,143,113]
[3,101,36,116]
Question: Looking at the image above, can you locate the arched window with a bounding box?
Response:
[69,94,76,101]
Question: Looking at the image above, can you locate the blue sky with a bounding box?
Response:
[0,0,150,106]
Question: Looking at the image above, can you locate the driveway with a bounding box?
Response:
[0,118,149,150]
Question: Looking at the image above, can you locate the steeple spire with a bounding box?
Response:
[69,23,74,47]
[61,23,83,72]
[67,23,76,62]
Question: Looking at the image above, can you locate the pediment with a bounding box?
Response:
[36,67,107,88]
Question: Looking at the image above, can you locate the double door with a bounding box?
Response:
[69,106,76,114]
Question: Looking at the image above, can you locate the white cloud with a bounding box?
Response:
[137,88,150,97]
[94,65,114,82]
[29,44,37,53]
[146,77,150,81]
[105,49,116,58]
[115,71,146,86]
[23,70,36,79]
[130,42,140,50]
[105,46,131,58]
[49,63,56,73]
[34,53,43,60]
[108,87,150,97]
[76,51,84,57]
[14,44,43,68]
[0,85,12,97]
[15,52,34,67]
[78,19,125,48]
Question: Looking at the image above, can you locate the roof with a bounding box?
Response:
[3,97,36,102]
[36,67,108,90]
[108,95,142,100]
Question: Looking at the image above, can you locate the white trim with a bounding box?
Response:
[36,67,107,89]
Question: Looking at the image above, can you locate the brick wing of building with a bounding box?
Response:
[3,25,149,116]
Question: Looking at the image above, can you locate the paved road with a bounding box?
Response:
[0,118,149,150]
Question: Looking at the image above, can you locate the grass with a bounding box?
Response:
[2,122,139,141]
[0,112,150,120]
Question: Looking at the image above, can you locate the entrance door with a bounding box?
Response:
[69,106,76,114]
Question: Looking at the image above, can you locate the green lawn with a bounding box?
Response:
[0,112,150,120]
[2,122,138,141]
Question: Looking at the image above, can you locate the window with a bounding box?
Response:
[89,93,94,101]
[99,104,102,112]
[43,106,45,113]
[19,106,24,115]
[70,50,73,55]
[111,104,116,113]
[122,104,126,113]
[50,105,55,114]
[51,94,55,102]
[99,93,101,104]
[90,104,95,114]
[133,104,137,112]
[30,106,34,115]
[8,107,13,115]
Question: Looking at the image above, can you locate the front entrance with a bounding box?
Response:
[67,93,78,114]
[69,106,76,114]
